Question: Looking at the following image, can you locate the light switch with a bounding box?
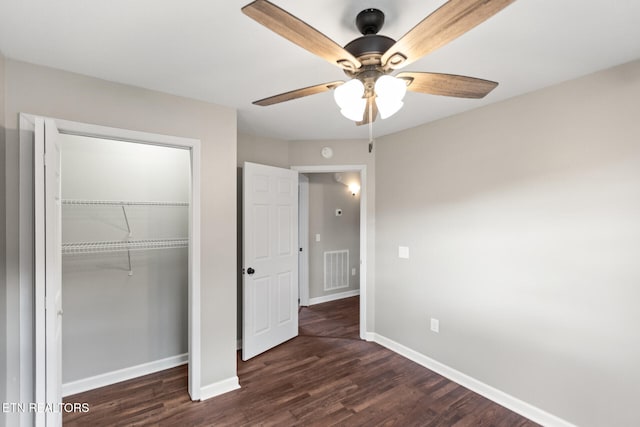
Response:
[315,234,321,242]
[352,267,356,276]
[398,246,409,259]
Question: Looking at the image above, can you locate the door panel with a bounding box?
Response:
[277,206,292,254]
[277,273,292,323]
[243,162,298,360]
[253,277,271,334]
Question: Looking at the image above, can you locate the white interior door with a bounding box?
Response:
[243,162,298,361]
[35,118,63,426]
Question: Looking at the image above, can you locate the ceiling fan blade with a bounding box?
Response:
[242,0,361,71]
[397,72,498,98]
[253,81,344,106]
[356,97,378,126]
[381,0,516,69]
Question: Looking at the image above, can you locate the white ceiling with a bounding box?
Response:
[1,0,639,141]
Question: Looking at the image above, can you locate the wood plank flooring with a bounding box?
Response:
[64,296,539,426]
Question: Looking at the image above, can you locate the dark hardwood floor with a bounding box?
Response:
[64,296,538,426]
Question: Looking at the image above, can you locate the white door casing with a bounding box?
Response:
[243,162,299,361]
[34,118,63,427]
[45,119,63,426]
[298,174,310,307]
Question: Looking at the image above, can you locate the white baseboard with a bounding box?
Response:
[372,334,576,427]
[363,331,376,342]
[309,289,360,306]
[62,353,188,397]
[199,376,240,401]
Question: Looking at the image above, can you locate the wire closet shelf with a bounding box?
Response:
[62,199,189,207]
[62,238,189,256]
[61,198,189,257]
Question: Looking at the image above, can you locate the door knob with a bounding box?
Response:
[247,267,255,275]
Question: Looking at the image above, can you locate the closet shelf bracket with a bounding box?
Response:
[127,249,133,276]
[121,206,132,237]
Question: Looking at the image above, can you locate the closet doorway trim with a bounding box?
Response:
[24,114,203,403]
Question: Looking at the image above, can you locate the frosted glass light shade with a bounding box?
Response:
[340,100,367,121]
[377,99,404,119]
[334,79,366,121]
[375,75,407,119]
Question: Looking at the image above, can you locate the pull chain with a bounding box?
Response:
[368,98,374,153]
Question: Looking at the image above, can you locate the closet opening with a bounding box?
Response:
[59,134,191,396]
[24,114,202,426]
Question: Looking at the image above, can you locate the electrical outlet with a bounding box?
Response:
[398,246,409,259]
[315,234,321,242]
[430,318,439,333]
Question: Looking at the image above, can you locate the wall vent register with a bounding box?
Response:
[324,249,350,291]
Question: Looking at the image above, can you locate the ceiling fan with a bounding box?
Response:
[242,0,515,125]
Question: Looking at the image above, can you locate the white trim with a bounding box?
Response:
[32,117,45,400]
[308,289,360,306]
[188,139,202,401]
[291,165,368,340]
[199,376,241,401]
[62,354,188,397]
[298,174,310,306]
[292,165,365,173]
[363,332,376,342]
[372,333,576,427]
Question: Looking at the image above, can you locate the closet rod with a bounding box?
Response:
[62,238,189,255]
[62,199,189,207]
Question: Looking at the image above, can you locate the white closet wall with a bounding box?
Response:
[59,134,190,386]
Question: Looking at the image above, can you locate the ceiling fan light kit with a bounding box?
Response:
[242,0,515,125]
[334,79,367,121]
[374,75,407,119]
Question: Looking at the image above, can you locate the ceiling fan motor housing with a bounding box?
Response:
[344,8,395,80]
[346,8,395,59]
[344,34,395,59]
[356,8,385,35]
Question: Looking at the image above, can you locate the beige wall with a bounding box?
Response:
[237,132,289,168]
[3,60,237,415]
[375,59,640,427]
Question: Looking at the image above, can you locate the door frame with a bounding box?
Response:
[297,173,310,307]
[21,113,203,410]
[291,165,367,339]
